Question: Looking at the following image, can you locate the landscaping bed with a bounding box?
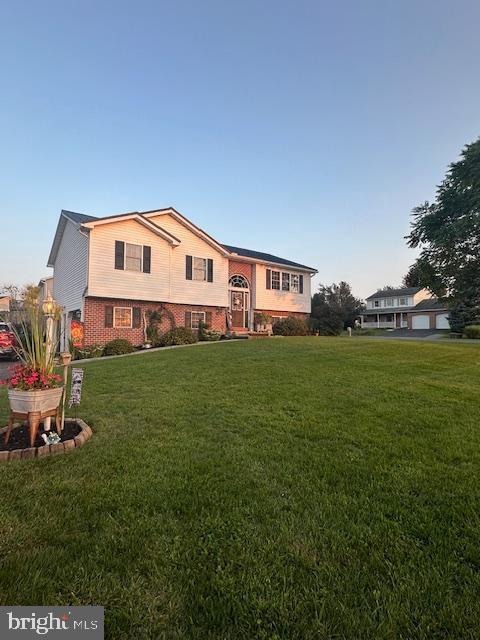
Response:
[0,419,91,461]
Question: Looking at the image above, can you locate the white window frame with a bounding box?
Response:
[386,298,394,307]
[191,311,206,329]
[271,270,280,290]
[291,274,300,293]
[125,243,142,272]
[113,307,132,328]
[193,257,207,281]
[398,297,408,306]
[282,272,290,292]
[374,300,381,308]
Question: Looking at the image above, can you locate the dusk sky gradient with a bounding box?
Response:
[1,0,479,298]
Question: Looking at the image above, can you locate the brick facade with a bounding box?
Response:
[83,297,227,347]
[256,309,309,321]
[228,260,253,284]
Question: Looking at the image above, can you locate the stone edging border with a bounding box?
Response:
[0,419,92,462]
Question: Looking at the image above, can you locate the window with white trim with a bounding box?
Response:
[191,311,206,329]
[194,257,207,281]
[114,307,132,328]
[291,274,300,293]
[125,243,142,272]
[282,272,290,291]
[386,298,394,307]
[398,297,408,306]
[374,300,381,308]
[271,270,280,290]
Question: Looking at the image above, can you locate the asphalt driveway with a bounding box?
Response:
[0,360,14,380]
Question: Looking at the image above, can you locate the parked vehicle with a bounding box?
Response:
[0,322,18,360]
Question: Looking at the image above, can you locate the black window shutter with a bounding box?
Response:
[143,246,151,273]
[266,269,271,289]
[186,255,193,280]
[205,311,212,327]
[299,275,304,294]
[105,306,113,328]
[185,311,192,328]
[115,241,125,270]
[207,259,213,282]
[132,307,141,328]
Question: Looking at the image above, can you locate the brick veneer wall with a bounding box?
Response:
[83,297,227,346]
[257,309,310,321]
[228,260,253,284]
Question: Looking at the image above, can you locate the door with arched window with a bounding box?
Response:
[229,275,250,329]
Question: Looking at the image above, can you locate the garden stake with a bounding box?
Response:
[59,351,72,432]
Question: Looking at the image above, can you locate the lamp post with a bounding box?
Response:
[42,294,56,432]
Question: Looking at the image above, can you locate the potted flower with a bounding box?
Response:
[254,312,273,333]
[1,303,63,414]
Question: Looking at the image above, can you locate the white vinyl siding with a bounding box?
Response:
[147,213,229,307]
[254,263,311,313]
[53,219,88,314]
[88,219,171,301]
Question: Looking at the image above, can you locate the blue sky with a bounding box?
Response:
[1,0,479,299]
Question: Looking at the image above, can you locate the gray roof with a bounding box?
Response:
[366,287,421,300]
[223,244,317,272]
[61,210,98,224]
[412,299,448,312]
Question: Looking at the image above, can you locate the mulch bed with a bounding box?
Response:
[0,421,81,451]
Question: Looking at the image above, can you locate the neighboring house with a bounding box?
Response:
[47,208,317,347]
[0,296,10,315]
[360,287,449,330]
[37,276,54,304]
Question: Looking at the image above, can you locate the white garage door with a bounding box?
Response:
[412,315,430,329]
[436,313,450,329]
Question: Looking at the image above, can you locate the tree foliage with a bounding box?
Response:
[311,282,364,335]
[406,138,480,329]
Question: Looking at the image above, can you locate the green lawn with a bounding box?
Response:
[0,338,479,639]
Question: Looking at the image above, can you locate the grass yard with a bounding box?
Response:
[0,338,479,639]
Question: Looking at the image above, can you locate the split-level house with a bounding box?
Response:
[361,287,449,330]
[47,208,317,347]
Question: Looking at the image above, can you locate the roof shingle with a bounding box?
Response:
[222,244,316,272]
[366,287,422,300]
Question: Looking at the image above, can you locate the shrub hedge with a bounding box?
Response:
[273,316,309,336]
[159,327,198,346]
[103,338,135,356]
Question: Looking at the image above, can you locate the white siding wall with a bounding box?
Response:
[148,213,229,306]
[254,263,312,313]
[366,289,434,309]
[53,220,88,313]
[412,289,433,305]
[88,219,171,301]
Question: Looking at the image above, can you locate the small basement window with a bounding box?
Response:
[191,311,206,329]
[114,307,132,328]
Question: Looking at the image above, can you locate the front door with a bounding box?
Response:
[230,290,249,328]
